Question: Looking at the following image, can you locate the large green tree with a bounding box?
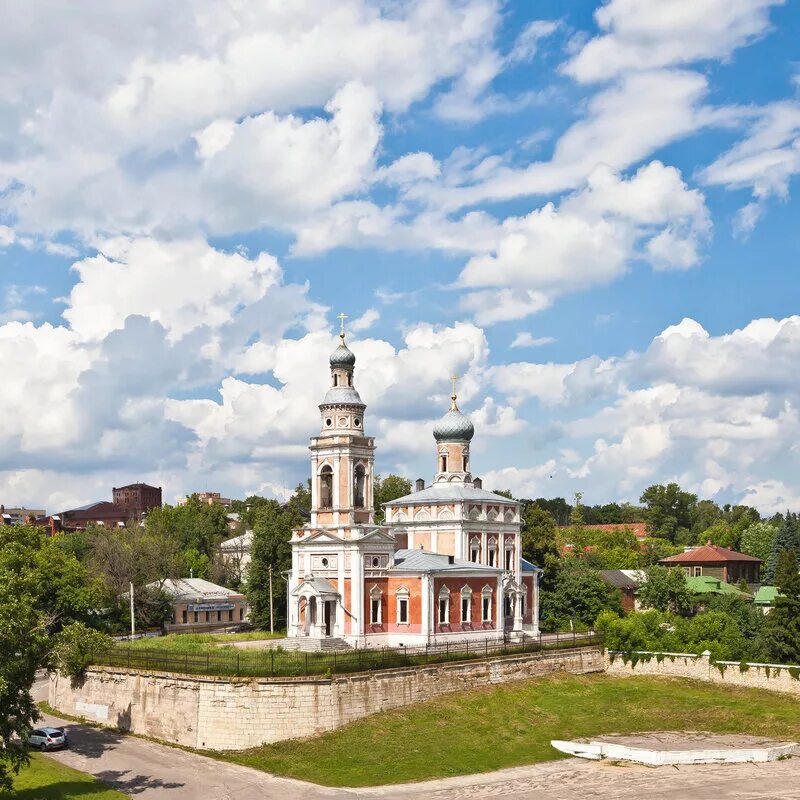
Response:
[374,474,412,523]
[540,562,623,631]
[247,490,308,630]
[739,521,778,567]
[637,565,696,615]
[520,503,560,589]
[640,483,698,543]
[87,522,182,631]
[764,513,800,585]
[761,550,800,664]
[145,496,230,558]
[0,526,100,791]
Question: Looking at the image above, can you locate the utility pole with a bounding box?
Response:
[269,564,274,633]
[129,582,135,639]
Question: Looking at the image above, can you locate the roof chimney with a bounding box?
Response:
[415,478,425,492]
[473,477,482,489]
[448,555,455,564]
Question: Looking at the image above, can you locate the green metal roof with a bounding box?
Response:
[754,586,780,605]
[685,575,751,597]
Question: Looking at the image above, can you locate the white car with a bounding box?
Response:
[28,726,68,751]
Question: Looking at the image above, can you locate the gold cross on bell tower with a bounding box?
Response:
[450,373,459,410]
[337,312,348,341]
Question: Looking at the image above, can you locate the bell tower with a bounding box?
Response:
[309,315,376,533]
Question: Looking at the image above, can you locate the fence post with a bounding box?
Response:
[206,652,209,674]
[270,649,275,677]
[185,652,188,673]
[305,652,308,677]
[358,648,362,672]
[333,651,337,674]
[237,651,240,677]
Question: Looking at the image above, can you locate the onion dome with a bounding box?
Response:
[433,377,474,442]
[330,336,356,367]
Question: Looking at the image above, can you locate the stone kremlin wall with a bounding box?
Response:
[50,646,604,751]
[605,650,800,696]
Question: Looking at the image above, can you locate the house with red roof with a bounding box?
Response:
[659,543,761,585]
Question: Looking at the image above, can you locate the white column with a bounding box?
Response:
[496,574,503,633]
[421,573,431,643]
[351,547,363,641]
[336,547,345,637]
[532,571,540,636]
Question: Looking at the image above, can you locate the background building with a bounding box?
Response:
[660,543,762,586]
[157,578,249,633]
[112,483,162,517]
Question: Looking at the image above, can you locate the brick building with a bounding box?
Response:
[287,325,540,648]
[112,483,162,517]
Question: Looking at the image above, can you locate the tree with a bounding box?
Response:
[247,492,306,630]
[0,526,99,790]
[88,522,182,631]
[740,521,778,567]
[761,550,800,664]
[703,520,738,550]
[639,537,683,566]
[764,513,800,585]
[540,562,623,631]
[640,483,697,543]
[520,503,559,590]
[374,474,412,523]
[145,496,230,559]
[637,565,696,615]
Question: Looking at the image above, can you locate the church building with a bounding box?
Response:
[287,324,540,647]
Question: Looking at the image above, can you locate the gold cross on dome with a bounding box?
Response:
[450,373,459,409]
[337,312,348,339]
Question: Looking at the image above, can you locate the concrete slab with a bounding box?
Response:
[552,732,800,766]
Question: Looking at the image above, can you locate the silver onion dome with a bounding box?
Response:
[433,408,475,442]
[433,378,474,442]
[330,339,356,367]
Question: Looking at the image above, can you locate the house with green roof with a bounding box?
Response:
[754,585,781,614]
[685,575,751,599]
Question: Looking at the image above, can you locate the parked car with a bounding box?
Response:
[28,727,68,751]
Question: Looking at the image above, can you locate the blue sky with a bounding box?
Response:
[1,0,799,513]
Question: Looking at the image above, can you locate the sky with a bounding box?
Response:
[1,0,799,514]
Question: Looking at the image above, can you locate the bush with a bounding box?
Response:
[52,622,114,679]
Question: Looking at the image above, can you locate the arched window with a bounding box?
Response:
[354,464,366,508]
[438,586,450,625]
[320,465,333,509]
[481,585,493,622]
[370,585,382,624]
[487,537,497,567]
[463,454,469,472]
[469,536,480,563]
[460,585,472,623]
[333,374,338,387]
[440,454,447,472]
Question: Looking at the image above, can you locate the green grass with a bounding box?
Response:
[215,674,800,786]
[118,631,285,652]
[12,753,127,799]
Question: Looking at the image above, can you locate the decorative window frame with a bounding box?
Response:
[481,584,493,622]
[504,540,514,571]
[369,585,383,624]
[395,585,410,625]
[460,585,473,623]
[487,537,498,567]
[469,536,481,563]
[438,585,450,624]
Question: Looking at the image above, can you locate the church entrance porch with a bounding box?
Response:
[291,575,341,639]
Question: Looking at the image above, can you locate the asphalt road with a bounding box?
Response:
[32,675,800,800]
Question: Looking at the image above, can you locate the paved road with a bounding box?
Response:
[33,676,800,800]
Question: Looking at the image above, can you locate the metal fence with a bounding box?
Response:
[91,631,601,679]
